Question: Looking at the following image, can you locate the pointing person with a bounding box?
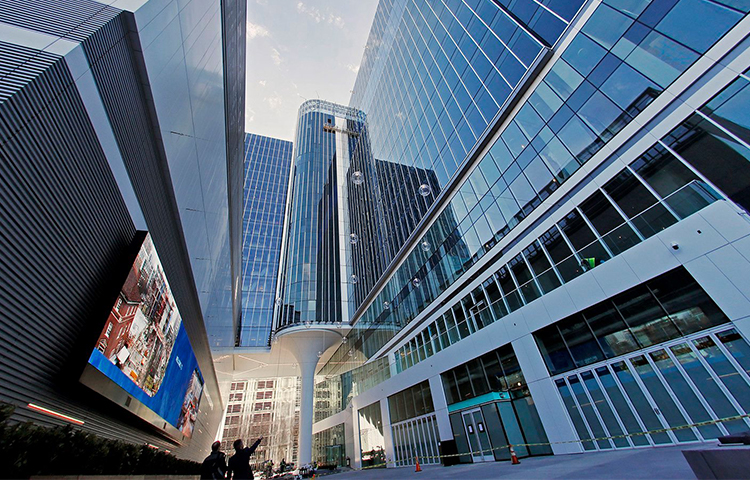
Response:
[227,437,263,479]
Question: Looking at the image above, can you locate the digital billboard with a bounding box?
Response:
[81,233,204,439]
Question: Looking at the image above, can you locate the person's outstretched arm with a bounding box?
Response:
[246,437,262,455]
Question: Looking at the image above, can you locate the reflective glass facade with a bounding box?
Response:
[308,0,750,469]
[349,0,585,284]
[0,0,244,461]
[240,134,292,347]
[278,100,370,327]
[132,0,245,349]
[325,0,750,372]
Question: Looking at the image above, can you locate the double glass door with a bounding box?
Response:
[462,409,495,462]
[556,326,750,450]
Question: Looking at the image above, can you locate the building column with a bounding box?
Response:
[379,399,394,467]
[512,334,582,455]
[428,375,453,441]
[278,327,343,466]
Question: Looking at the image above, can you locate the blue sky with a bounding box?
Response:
[245,0,379,141]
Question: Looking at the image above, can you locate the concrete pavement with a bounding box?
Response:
[328,444,704,479]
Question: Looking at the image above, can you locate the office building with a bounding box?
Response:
[219,377,301,467]
[307,0,750,470]
[239,134,293,347]
[0,0,245,461]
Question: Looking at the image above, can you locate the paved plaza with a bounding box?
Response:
[330,445,703,480]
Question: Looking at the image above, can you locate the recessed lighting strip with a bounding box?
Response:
[27,403,85,425]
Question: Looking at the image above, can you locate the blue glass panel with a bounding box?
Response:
[563,34,608,76]
[539,138,580,182]
[624,31,698,88]
[557,116,598,161]
[501,121,530,157]
[529,81,563,121]
[578,90,623,137]
[515,104,545,140]
[582,4,634,49]
[600,62,660,110]
[546,60,584,101]
[656,0,742,53]
[605,0,653,18]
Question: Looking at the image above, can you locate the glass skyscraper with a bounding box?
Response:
[302,0,750,470]
[240,134,293,347]
[277,100,370,329]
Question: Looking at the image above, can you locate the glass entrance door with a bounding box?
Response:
[461,409,495,462]
[555,326,750,450]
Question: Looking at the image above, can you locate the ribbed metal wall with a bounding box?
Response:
[0,40,161,448]
[0,0,119,42]
[0,41,59,102]
[0,6,226,461]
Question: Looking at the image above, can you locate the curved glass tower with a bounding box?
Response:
[277,100,371,329]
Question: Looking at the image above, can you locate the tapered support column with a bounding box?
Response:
[278,326,344,466]
[297,359,316,465]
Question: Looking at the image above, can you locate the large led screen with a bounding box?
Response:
[82,233,204,439]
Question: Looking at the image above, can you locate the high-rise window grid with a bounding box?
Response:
[329,0,749,371]
[349,0,584,282]
[240,134,292,346]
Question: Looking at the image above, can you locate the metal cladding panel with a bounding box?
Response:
[0,42,59,102]
[81,13,224,459]
[0,47,169,448]
[0,9,223,461]
[221,0,247,346]
[0,0,120,42]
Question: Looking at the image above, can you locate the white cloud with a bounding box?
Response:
[259,80,267,86]
[246,107,256,123]
[346,63,360,74]
[296,2,345,28]
[264,93,283,110]
[297,2,324,22]
[270,47,282,66]
[246,21,270,39]
[329,14,345,28]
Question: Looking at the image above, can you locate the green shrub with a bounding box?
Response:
[0,403,201,478]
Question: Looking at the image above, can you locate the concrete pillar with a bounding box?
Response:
[428,375,453,441]
[379,399,394,467]
[512,334,582,454]
[297,359,316,466]
[278,327,343,466]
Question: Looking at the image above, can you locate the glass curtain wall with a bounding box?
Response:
[325,0,750,374]
[278,101,368,328]
[240,134,292,346]
[350,0,584,269]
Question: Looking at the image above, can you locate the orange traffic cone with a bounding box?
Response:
[509,445,520,465]
[415,456,422,472]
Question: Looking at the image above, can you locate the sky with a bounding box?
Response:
[245,0,380,141]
